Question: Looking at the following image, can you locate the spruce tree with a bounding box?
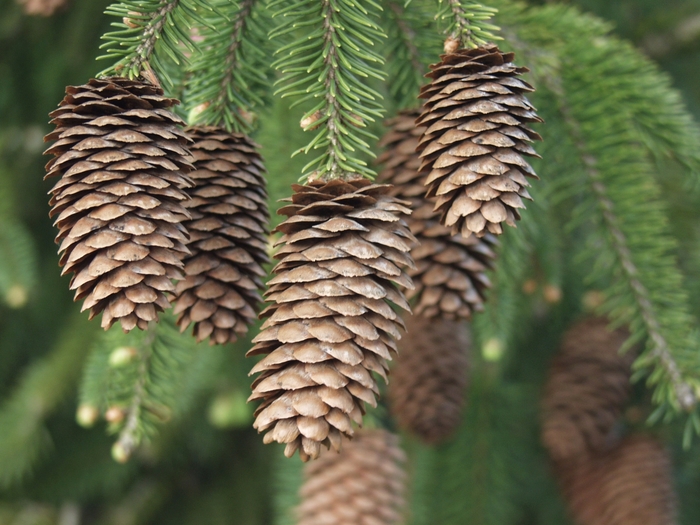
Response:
[2,0,700,523]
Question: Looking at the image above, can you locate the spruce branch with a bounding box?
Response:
[554,86,696,412]
[79,315,200,462]
[436,0,502,49]
[98,0,217,88]
[382,0,440,109]
[271,0,387,181]
[186,0,271,132]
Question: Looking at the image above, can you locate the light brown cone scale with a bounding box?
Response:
[297,429,406,525]
[389,313,470,444]
[173,126,269,345]
[247,179,416,461]
[44,77,194,332]
[378,110,496,319]
[417,45,543,238]
[556,435,677,525]
[541,317,636,461]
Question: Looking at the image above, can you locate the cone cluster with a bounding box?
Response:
[44,77,194,332]
[541,317,635,461]
[378,110,496,319]
[556,435,677,525]
[173,126,269,345]
[417,44,542,238]
[389,313,470,444]
[297,429,406,525]
[247,179,415,461]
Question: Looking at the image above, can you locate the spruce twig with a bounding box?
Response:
[436,0,502,49]
[271,0,386,181]
[554,85,696,411]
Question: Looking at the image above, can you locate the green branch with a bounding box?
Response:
[186,0,271,132]
[436,0,501,49]
[98,0,217,88]
[271,0,386,181]
[382,0,440,109]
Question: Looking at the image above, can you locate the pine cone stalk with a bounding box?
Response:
[44,77,194,332]
[389,313,470,444]
[297,429,406,525]
[173,126,269,345]
[378,110,496,319]
[417,45,542,238]
[248,179,416,461]
[541,317,635,461]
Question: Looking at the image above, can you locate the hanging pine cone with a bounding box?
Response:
[44,77,194,332]
[388,313,470,444]
[541,317,636,461]
[556,435,677,525]
[417,45,542,238]
[297,429,406,525]
[248,179,415,461]
[173,126,269,345]
[378,110,496,319]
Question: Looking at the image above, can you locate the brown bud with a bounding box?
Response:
[543,284,562,304]
[444,37,460,54]
[123,11,141,29]
[522,279,538,295]
[300,110,323,130]
[105,406,126,424]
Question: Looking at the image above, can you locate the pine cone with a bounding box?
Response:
[388,313,470,444]
[541,317,636,461]
[173,126,269,345]
[248,179,415,461]
[378,110,496,319]
[297,429,406,525]
[417,45,542,238]
[44,77,194,332]
[556,435,677,525]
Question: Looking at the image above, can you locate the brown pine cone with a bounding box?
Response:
[556,435,677,525]
[417,44,542,238]
[541,317,636,461]
[388,313,470,444]
[297,429,406,525]
[248,179,416,461]
[378,110,496,319]
[173,126,269,345]
[44,77,194,332]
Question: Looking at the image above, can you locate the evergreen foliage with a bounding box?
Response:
[185,0,272,133]
[2,0,700,523]
[270,0,387,180]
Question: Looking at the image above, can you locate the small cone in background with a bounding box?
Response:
[556,435,677,525]
[541,317,635,461]
[18,0,68,16]
[297,429,406,525]
[377,110,496,319]
[173,126,269,345]
[44,77,194,332]
[417,45,542,238]
[389,313,470,444]
[248,179,416,461]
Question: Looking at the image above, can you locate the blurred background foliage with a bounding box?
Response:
[1,0,700,524]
